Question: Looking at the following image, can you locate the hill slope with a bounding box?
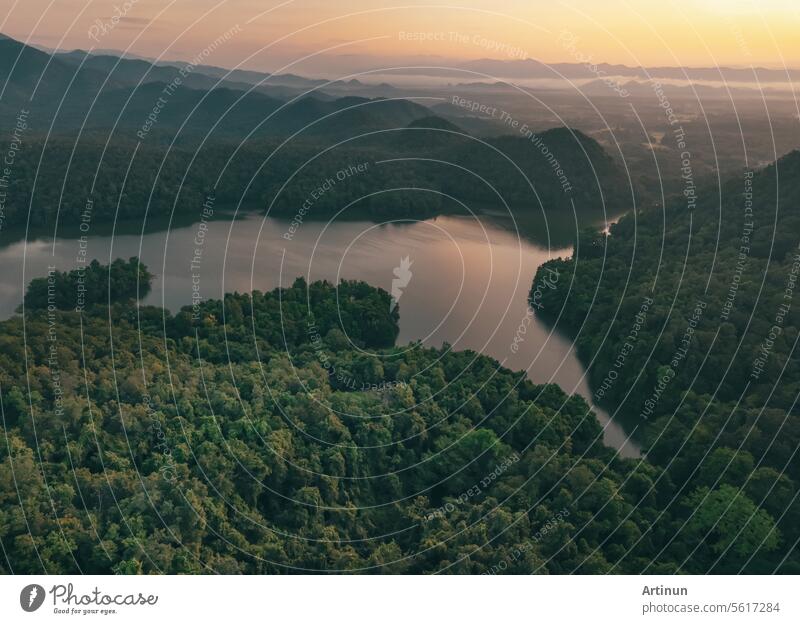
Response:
[532,151,800,572]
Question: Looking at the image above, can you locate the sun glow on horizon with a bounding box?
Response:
[4,0,800,74]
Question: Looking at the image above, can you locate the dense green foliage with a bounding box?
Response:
[2,32,793,575]
[532,151,800,573]
[22,257,154,311]
[1,264,786,573]
[5,121,626,232]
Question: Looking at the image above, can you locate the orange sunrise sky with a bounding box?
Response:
[2,0,799,74]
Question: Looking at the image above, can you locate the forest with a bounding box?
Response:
[22,258,154,312]
[531,150,800,574]
[0,30,792,576]
[0,259,787,573]
[0,33,630,233]
[2,122,627,233]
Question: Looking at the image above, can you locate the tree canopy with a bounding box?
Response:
[531,151,800,573]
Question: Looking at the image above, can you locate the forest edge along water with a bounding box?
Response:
[1,208,640,458]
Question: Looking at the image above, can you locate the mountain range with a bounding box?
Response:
[0,32,631,231]
[0,34,427,140]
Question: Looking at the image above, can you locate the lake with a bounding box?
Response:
[0,209,640,457]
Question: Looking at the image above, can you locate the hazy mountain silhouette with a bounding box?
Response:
[0,34,433,140]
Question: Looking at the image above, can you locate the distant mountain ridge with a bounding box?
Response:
[0,34,429,139]
[386,56,800,83]
[0,32,632,230]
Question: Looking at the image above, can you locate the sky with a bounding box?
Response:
[2,0,799,75]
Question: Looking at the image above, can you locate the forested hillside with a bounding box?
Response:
[532,151,800,573]
[0,34,629,231]
[2,122,626,231]
[0,273,609,573]
[0,263,787,573]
